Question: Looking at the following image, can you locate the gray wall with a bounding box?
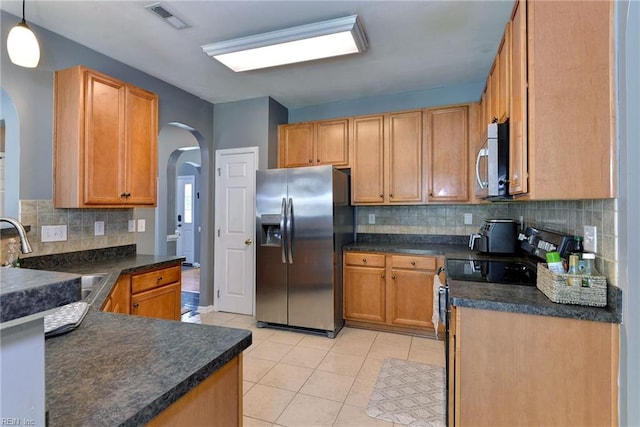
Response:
[616,1,639,425]
[289,81,482,123]
[213,97,287,171]
[1,88,18,218]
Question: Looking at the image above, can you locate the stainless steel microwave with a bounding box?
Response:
[475,122,511,200]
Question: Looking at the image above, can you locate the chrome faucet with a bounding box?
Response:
[1,217,33,254]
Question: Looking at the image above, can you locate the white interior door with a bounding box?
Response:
[214,147,258,315]
[176,175,195,265]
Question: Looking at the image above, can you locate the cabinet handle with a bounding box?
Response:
[133,303,139,308]
[120,192,127,198]
[317,159,320,163]
[389,194,393,198]
[308,159,313,163]
[381,272,385,278]
[157,276,163,282]
[362,258,367,263]
[392,273,396,280]
[411,261,416,266]
[379,194,384,199]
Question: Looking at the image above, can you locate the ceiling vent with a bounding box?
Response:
[145,3,189,30]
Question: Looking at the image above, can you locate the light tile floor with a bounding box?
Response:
[182,311,445,427]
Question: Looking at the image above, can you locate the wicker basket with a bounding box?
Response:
[536,264,607,307]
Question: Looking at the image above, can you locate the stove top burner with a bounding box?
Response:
[446,258,537,286]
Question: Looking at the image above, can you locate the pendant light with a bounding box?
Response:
[7,0,40,68]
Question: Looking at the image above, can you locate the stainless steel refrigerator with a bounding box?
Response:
[255,165,353,338]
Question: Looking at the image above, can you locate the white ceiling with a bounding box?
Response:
[0,0,515,109]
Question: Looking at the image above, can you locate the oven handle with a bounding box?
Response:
[437,266,448,324]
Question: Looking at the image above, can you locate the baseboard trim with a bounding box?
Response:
[197,305,215,314]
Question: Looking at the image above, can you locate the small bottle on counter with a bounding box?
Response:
[572,236,585,271]
[581,252,598,287]
[567,254,581,286]
[546,251,565,273]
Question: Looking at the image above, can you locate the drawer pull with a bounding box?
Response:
[411,261,416,266]
[392,273,396,280]
[133,303,139,308]
[157,276,163,282]
[381,272,385,278]
[362,258,367,263]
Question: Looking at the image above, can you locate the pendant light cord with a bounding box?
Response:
[21,0,27,24]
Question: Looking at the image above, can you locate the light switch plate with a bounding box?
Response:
[94,221,105,236]
[584,225,597,253]
[368,214,376,224]
[128,220,136,233]
[41,225,67,242]
[137,219,146,233]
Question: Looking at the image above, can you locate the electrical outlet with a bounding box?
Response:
[41,225,67,242]
[137,219,146,232]
[584,225,597,253]
[464,213,473,225]
[128,220,136,232]
[368,214,376,224]
[94,221,105,236]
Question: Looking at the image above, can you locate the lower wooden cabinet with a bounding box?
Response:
[148,354,242,426]
[344,251,444,335]
[102,263,182,321]
[449,306,619,426]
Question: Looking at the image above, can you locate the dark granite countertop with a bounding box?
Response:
[16,246,252,425]
[0,268,81,323]
[45,310,251,426]
[344,234,622,324]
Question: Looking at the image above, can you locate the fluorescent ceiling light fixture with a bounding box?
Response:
[201,15,368,72]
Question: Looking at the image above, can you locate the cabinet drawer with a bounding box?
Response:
[391,255,436,271]
[345,252,385,268]
[131,265,181,294]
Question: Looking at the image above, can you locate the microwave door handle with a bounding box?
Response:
[280,197,287,264]
[476,148,489,189]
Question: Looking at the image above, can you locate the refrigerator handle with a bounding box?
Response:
[280,197,287,264]
[287,197,294,264]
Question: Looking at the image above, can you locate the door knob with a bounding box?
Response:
[245,239,253,245]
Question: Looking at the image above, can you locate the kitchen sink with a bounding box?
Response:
[80,273,106,299]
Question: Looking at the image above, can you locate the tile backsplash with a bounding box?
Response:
[0,200,135,264]
[357,199,618,285]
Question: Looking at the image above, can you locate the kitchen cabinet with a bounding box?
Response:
[102,275,131,315]
[54,65,158,208]
[424,105,469,202]
[449,306,618,426]
[497,23,510,124]
[102,263,182,321]
[148,354,242,426]
[508,0,615,199]
[344,251,444,335]
[352,110,423,205]
[278,118,350,168]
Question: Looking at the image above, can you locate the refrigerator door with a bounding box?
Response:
[255,169,288,325]
[287,166,336,330]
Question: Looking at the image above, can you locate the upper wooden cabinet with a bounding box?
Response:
[509,0,615,199]
[425,106,469,202]
[54,65,158,208]
[352,110,424,205]
[278,118,350,168]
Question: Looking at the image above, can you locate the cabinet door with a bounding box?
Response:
[387,110,423,204]
[279,123,315,167]
[315,119,349,167]
[131,282,181,321]
[426,106,469,202]
[352,116,385,204]
[389,269,434,329]
[106,275,131,314]
[125,87,158,206]
[497,24,511,123]
[344,265,386,323]
[509,0,528,195]
[83,71,126,205]
[489,62,500,123]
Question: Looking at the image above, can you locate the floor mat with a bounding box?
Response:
[366,358,445,427]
